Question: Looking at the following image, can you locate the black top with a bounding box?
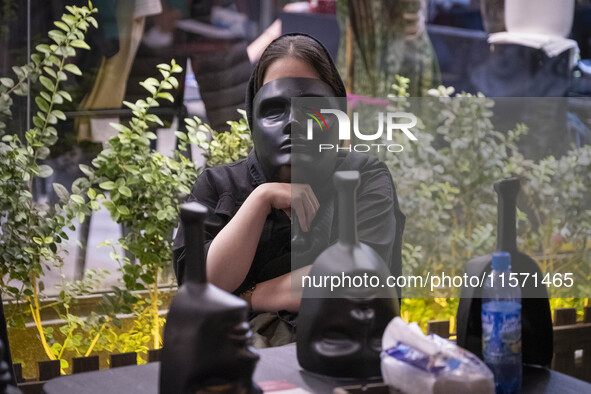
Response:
[173,150,405,296]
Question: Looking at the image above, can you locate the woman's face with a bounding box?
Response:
[262,57,320,85]
[252,57,340,185]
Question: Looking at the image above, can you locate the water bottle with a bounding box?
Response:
[482,251,522,394]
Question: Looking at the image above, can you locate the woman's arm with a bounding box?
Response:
[250,265,311,312]
[206,183,318,293]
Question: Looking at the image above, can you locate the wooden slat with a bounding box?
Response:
[38,360,60,381]
[582,306,591,382]
[554,308,577,326]
[427,320,450,339]
[18,381,46,394]
[552,309,578,376]
[553,324,591,352]
[583,348,591,383]
[110,352,137,368]
[552,323,591,377]
[13,363,23,383]
[147,349,161,363]
[72,355,99,374]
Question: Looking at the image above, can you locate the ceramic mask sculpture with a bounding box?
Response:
[297,171,400,378]
[252,77,341,187]
[457,178,553,366]
[160,202,261,394]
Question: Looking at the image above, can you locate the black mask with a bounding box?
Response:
[252,78,342,187]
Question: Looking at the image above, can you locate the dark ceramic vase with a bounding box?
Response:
[457,178,553,366]
[296,171,399,378]
[160,202,261,394]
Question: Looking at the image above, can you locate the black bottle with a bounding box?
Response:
[457,178,553,366]
[297,171,400,378]
[160,202,261,394]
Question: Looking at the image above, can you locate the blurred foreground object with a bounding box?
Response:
[160,202,261,394]
[457,178,553,366]
[381,317,494,394]
[297,171,399,378]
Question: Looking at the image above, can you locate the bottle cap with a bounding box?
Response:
[491,251,511,271]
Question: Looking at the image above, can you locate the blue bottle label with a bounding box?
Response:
[482,301,522,363]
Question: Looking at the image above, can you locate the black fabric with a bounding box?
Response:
[191,40,253,131]
[0,294,15,387]
[173,150,405,296]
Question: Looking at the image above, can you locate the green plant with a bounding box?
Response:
[84,60,201,350]
[0,2,103,369]
[192,109,252,166]
[385,78,590,304]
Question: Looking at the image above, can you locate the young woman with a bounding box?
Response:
[173,34,404,345]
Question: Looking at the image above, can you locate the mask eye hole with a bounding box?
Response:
[259,100,287,119]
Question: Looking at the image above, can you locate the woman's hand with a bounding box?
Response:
[256,183,319,232]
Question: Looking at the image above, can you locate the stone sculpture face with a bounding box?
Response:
[252,77,339,186]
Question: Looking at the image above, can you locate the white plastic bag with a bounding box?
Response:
[381,317,494,394]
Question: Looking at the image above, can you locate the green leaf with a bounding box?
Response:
[99,181,116,190]
[39,76,54,92]
[79,164,94,177]
[70,40,90,49]
[54,21,69,31]
[6,286,19,295]
[71,194,85,204]
[139,82,156,95]
[58,90,72,102]
[53,183,70,202]
[76,211,85,224]
[119,185,132,197]
[35,97,49,112]
[61,14,77,26]
[88,16,98,28]
[40,91,52,103]
[63,63,82,76]
[43,66,57,79]
[48,29,66,44]
[156,92,174,102]
[52,110,66,120]
[0,78,14,88]
[38,164,53,178]
[117,205,130,215]
[156,210,167,221]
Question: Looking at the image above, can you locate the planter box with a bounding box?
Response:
[4,288,176,379]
